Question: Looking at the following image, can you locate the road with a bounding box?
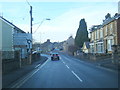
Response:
[10,52,119,88]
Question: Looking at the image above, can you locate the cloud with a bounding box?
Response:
[13,2,118,43]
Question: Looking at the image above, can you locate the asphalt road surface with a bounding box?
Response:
[10,52,119,88]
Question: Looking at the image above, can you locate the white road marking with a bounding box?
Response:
[66,65,70,69]
[63,61,65,64]
[11,59,49,88]
[35,64,41,68]
[16,69,40,88]
[39,59,49,69]
[71,71,83,82]
[61,56,83,83]
[11,68,39,88]
[61,56,82,82]
[61,59,65,64]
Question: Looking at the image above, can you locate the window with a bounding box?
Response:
[100,28,103,38]
[90,45,94,53]
[100,43,103,53]
[107,39,113,51]
[110,23,113,34]
[105,26,108,36]
[92,32,94,41]
[97,30,99,39]
[95,31,97,40]
[91,33,92,41]
[97,43,103,53]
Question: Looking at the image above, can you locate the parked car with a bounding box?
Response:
[51,53,60,60]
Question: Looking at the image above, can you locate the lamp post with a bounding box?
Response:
[32,18,50,53]
[33,18,51,34]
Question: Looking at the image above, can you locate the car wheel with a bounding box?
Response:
[51,57,53,60]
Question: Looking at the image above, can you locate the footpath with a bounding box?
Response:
[61,52,120,72]
[78,57,120,71]
[2,55,48,88]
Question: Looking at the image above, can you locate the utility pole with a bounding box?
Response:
[30,6,33,34]
[29,5,33,64]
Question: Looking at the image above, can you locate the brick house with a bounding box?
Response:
[89,25,104,53]
[117,16,120,45]
[89,13,120,54]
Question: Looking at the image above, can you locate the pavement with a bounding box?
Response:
[88,58,119,71]
[60,52,120,72]
[95,58,120,71]
[2,55,48,88]
[73,55,119,72]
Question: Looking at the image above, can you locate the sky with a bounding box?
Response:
[0,0,119,43]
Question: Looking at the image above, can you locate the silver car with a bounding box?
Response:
[51,53,60,61]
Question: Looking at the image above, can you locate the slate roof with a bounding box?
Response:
[102,14,120,26]
[89,14,120,32]
[89,25,102,32]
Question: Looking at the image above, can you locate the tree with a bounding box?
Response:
[75,18,89,48]
[68,45,78,55]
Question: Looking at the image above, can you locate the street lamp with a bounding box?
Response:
[33,18,51,34]
[32,18,50,54]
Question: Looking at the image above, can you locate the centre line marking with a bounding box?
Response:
[61,60,65,64]
[71,71,83,82]
[66,65,70,69]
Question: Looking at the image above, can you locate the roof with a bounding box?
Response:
[89,13,120,32]
[0,16,25,33]
[89,25,102,32]
[102,14,120,26]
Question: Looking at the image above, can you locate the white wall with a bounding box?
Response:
[0,19,2,51]
[1,19,13,51]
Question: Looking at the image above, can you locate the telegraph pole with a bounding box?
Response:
[30,6,33,34]
[29,5,33,64]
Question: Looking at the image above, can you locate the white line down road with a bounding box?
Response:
[71,71,83,82]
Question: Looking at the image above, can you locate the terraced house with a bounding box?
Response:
[89,25,104,53]
[89,13,120,54]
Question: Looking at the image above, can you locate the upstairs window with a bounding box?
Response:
[105,26,108,36]
[110,23,113,34]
